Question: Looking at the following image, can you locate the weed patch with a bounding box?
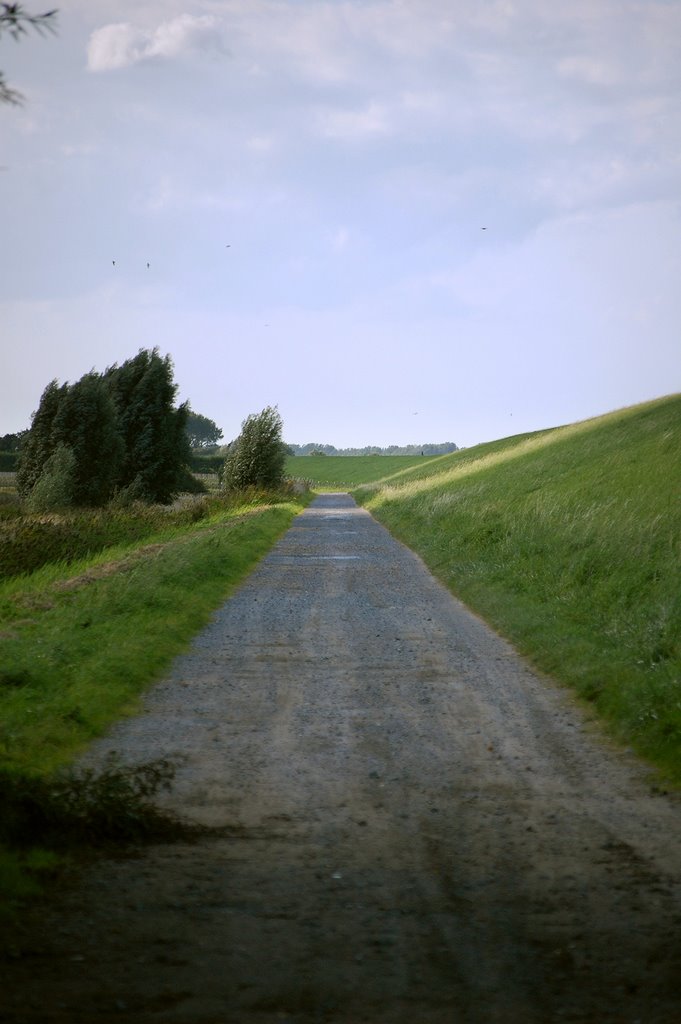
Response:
[0,491,274,580]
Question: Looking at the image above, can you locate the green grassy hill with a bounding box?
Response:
[355,395,681,782]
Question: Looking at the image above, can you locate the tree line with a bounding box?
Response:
[289,442,458,457]
[13,349,288,511]
[17,349,192,508]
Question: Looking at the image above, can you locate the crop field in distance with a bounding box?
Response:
[284,454,453,487]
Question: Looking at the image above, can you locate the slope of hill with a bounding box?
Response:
[355,395,681,781]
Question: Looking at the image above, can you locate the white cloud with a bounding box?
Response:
[86,22,146,72]
[557,55,621,88]
[87,14,222,72]
[317,101,392,141]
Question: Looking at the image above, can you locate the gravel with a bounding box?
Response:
[3,492,681,1023]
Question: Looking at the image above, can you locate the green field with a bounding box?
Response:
[354,395,681,782]
[285,453,451,487]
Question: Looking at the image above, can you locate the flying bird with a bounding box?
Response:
[146,262,150,269]
[112,260,116,266]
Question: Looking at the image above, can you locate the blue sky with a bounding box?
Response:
[2,0,680,448]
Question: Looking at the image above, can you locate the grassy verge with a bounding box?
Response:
[355,395,681,784]
[0,492,310,917]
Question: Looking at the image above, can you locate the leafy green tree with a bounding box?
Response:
[19,348,191,508]
[185,409,223,450]
[0,430,27,451]
[105,348,190,504]
[222,406,287,491]
[24,443,75,512]
[50,372,122,506]
[16,378,66,496]
[18,374,121,506]
[1,4,57,106]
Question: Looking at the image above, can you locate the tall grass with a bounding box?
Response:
[356,395,681,782]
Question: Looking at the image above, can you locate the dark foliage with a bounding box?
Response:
[16,379,66,497]
[17,349,191,509]
[0,431,27,452]
[50,374,122,506]
[185,409,223,449]
[188,453,224,474]
[105,349,190,504]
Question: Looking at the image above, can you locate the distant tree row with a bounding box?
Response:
[185,409,223,450]
[0,430,27,451]
[17,349,193,509]
[288,442,458,457]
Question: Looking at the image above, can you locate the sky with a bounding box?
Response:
[1,0,680,449]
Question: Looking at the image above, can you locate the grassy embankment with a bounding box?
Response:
[0,490,310,912]
[354,395,681,783]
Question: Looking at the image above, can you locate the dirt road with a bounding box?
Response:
[3,493,681,1023]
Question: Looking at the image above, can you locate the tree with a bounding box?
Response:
[17,374,122,507]
[185,409,223,450]
[16,378,66,496]
[222,406,287,491]
[0,430,27,451]
[1,4,57,106]
[19,348,191,507]
[49,372,122,506]
[105,348,190,504]
[24,443,75,512]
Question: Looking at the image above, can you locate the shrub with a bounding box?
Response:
[222,406,288,491]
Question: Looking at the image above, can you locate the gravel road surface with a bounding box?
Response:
[3,492,681,1023]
